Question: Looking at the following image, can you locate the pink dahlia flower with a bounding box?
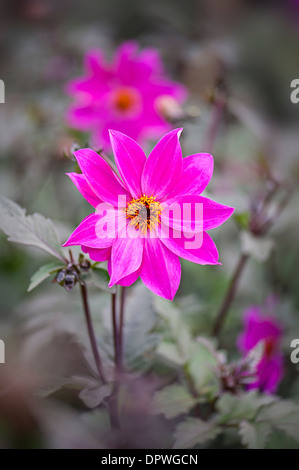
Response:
[63,128,234,300]
[65,41,187,150]
[238,306,284,394]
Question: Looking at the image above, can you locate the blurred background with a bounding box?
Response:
[0,0,299,448]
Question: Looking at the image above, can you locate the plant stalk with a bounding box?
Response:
[212,253,249,338]
[80,281,107,384]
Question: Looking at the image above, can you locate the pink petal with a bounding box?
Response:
[157,224,220,265]
[138,48,164,76]
[140,236,181,300]
[247,355,284,394]
[65,104,99,129]
[167,153,214,198]
[74,148,130,206]
[107,258,140,286]
[82,246,111,262]
[83,49,108,74]
[109,130,146,199]
[62,209,117,248]
[163,194,234,231]
[109,226,144,286]
[141,128,183,200]
[199,196,234,229]
[114,41,139,84]
[67,172,101,208]
[66,50,111,99]
[161,194,203,233]
[238,307,283,353]
[258,356,284,394]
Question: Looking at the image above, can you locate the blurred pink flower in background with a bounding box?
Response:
[63,128,234,300]
[238,303,284,394]
[65,41,187,150]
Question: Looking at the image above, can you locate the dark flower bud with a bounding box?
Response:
[80,259,90,272]
[64,273,78,291]
[55,268,67,284]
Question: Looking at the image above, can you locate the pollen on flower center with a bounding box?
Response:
[111,87,141,114]
[126,195,163,234]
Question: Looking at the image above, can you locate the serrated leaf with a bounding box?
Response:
[257,400,299,442]
[241,230,274,262]
[154,297,193,362]
[187,338,220,398]
[87,267,115,293]
[28,262,64,292]
[0,195,65,261]
[152,384,197,419]
[79,383,111,409]
[173,418,221,449]
[265,429,299,449]
[217,391,277,425]
[157,342,185,366]
[239,420,271,449]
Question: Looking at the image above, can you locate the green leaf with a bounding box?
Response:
[265,429,299,449]
[234,211,250,230]
[173,418,221,449]
[78,383,111,409]
[123,284,160,371]
[154,297,193,363]
[256,400,299,443]
[217,391,276,425]
[28,262,64,292]
[0,195,65,261]
[238,399,299,448]
[157,342,186,366]
[239,420,271,449]
[87,267,115,293]
[152,384,197,419]
[187,338,220,398]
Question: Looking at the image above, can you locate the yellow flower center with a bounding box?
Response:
[126,195,163,234]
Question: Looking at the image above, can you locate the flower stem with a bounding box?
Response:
[111,292,120,369]
[212,253,249,338]
[212,182,294,339]
[203,93,226,153]
[80,281,107,384]
[110,288,126,434]
[111,287,126,372]
[118,286,126,372]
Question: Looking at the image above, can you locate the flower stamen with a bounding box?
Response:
[126,195,163,234]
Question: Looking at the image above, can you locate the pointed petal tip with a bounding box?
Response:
[108,128,116,138]
[73,148,95,161]
[172,127,183,139]
[108,128,139,144]
[61,236,81,248]
[108,128,128,144]
[66,172,77,179]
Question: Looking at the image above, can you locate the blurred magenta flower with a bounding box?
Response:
[65,42,187,150]
[63,128,234,299]
[238,305,284,394]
